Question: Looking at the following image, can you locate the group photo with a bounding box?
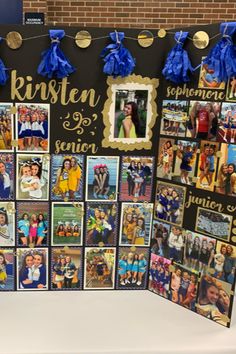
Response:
[84,248,115,289]
[213,241,236,284]
[157,138,174,180]
[155,181,186,226]
[187,101,221,141]
[86,156,119,201]
[195,207,232,241]
[17,202,48,247]
[16,103,49,153]
[120,202,153,246]
[160,100,188,137]
[51,247,82,290]
[0,249,14,291]
[0,154,14,200]
[151,221,184,263]
[149,253,171,298]
[196,275,232,327]
[52,202,83,246]
[86,203,117,246]
[216,143,236,196]
[17,248,48,290]
[170,265,198,311]
[0,202,15,247]
[0,103,13,151]
[183,230,216,273]
[51,154,83,201]
[17,154,49,200]
[196,141,219,192]
[119,156,153,201]
[117,247,148,289]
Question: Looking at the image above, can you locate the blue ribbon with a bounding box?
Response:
[203,22,236,82]
[37,30,75,79]
[0,38,8,86]
[162,31,193,84]
[101,31,135,77]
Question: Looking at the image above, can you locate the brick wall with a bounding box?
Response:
[23,0,236,29]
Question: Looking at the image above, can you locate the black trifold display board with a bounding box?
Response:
[0,23,235,328]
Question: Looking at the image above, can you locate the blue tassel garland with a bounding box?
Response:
[0,38,8,86]
[38,29,75,79]
[101,31,135,77]
[162,31,193,84]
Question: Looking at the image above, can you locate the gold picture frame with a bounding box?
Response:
[102,74,158,151]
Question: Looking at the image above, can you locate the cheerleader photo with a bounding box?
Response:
[160,100,189,137]
[117,247,149,290]
[16,103,50,153]
[0,249,14,291]
[148,253,171,299]
[0,103,13,151]
[155,181,186,227]
[0,202,15,247]
[156,138,174,180]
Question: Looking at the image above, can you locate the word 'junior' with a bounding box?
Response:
[10,70,101,107]
[185,191,224,213]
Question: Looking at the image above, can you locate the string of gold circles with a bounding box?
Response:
[5,29,211,51]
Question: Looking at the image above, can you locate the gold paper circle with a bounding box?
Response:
[137,30,154,48]
[75,31,92,49]
[233,219,236,226]
[29,243,35,248]
[6,31,23,50]
[10,106,17,114]
[130,246,136,252]
[193,31,209,50]
[98,242,104,247]
[232,228,236,235]
[158,29,167,38]
[231,236,236,243]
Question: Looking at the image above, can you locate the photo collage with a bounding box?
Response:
[150,65,236,327]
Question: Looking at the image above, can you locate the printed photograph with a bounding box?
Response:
[86,156,119,201]
[0,202,15,247]
[211,241,236,284]
[119,202,153,246]
[52,202,84,246]
[17,202,49,247]
[86,203,117,246]
[51,247,82,290]
[226,77,236,102]
[172,140,198,185]
[198,62,225,90]
[117,247,149,289]
[156,138,174,180]
[148,253,171,299]
[196,275,232,327]
[0,154,14,200]
[84,247,116,290]
[151,221,184,263]
[16,154,49,200]
[170,264,198,311]
[51,154,83,201]
[0,249,14,291]
[183,230,216,273]
[0,103,13,151]
[217,102,236,144]
[187,101,221,141]
[196,141,219,192]
[17,248,48,290]
[215,143,236,196]
[119,156,154,201]
[195,207,232,241]
[160,100,188,137]
[154,181,186,226]
[102,75,158,151]
[16,103,49,153]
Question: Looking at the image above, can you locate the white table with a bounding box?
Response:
[1,291,236,354]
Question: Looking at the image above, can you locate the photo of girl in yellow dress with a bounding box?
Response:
[51,155,83,201]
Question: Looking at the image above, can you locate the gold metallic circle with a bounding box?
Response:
[75,30,92,49]
[231,236,236,243]
[6,31,23,50]
[232,228,236,235]
[130,246,136,252]
[29,243,35,248]
[64,197,69,202]
[158,29,167,38]
[11,140,18,148]
[63,246,69,251]
[193,31,209,50]
[233,219,236,226]
[98,242,104,247]
[137,30,154,48]
[10,106,17,114]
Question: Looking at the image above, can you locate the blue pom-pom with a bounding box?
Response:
[203,22,236,82]
[0,38,8,86]
[162,31,193,84]
[101,31,135,77]
[38,30,75,79]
